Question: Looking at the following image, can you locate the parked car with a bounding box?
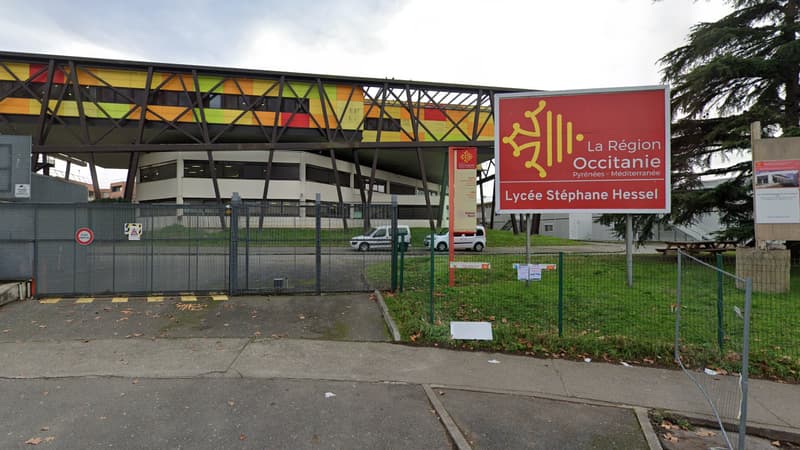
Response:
[350,225,411,251]
[424,225,486,252]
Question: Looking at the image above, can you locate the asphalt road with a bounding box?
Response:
[0,294,390,342]
[34,245,393,296]
[0,378,651,450]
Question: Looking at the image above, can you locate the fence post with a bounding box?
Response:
[399,242,405,293]
[245,205,250,292]
[675,250,682,363]
[558,252,564,337]
[429,227,435,323]
[391,195,398,291]
[738,277,752,450]
[32,206,38,298]
[228,193,241,296]
[315,193,322,296]
[716,253,725,352]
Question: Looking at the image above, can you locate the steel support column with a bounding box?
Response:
[68,61,101,199]
[125,66,153,201]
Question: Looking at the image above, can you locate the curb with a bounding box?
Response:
[423,384,472,450]
[374,289,401,342]
[667,410,800,446]
[634,407,663,450]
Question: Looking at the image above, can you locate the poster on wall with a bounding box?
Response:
[754,160,800,224]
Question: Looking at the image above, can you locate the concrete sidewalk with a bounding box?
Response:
[1,337,797,437]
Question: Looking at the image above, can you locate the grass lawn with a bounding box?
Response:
[383,252,800,382]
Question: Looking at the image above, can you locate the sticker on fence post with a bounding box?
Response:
[449,261,491,270]
[124,223,143,241]
[513,263,556,281]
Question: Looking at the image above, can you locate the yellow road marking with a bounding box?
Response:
[111,297,128,303]
[147,296,164,303]
[39,298,61,304]
[180,295,197,302]
[211,295,228,301]
[75,297,94,304]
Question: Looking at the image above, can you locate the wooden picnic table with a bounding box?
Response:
[656,240,737,255]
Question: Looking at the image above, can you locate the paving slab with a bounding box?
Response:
[0,378,451,450]
[551,358,795,431]
[0,338,248,378]
[438,388,650,449]
[233,338,569,395]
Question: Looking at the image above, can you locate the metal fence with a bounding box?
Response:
[391,248,798,377]
[0,197,398,297]
[675,250,752,450]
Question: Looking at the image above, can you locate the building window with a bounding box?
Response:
[305,165,351,187]
[364,117,402,131]
[390,182,416,195]
[183,161,300,180]
[544,224,554,232]
[139,162,177,182]
[111,185,122,192]
[355,176,386,193]
[398,205,440,220]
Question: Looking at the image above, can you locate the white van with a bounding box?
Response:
[350,225,411,251]
[424,225,486,252]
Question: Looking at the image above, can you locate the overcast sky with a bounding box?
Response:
[2,0,731,186]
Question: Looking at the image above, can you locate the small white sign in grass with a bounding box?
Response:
[450,321,493,340]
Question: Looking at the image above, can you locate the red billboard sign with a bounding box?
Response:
[495,86,670,213]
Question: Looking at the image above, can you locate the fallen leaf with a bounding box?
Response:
[660,421,674,430]
[25,437,43,445]
[132,379,139,385]
[133,333,143,337]
[38,325,47,329]
[2,329,10,333]
[40,427,49,432]
[772,440,782,447]
[695,430,716,437]
[664,432,679,442]
[228,401,235,407]
[239,434,246,441]
[44,437,55,443]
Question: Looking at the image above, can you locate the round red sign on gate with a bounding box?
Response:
[75,227,95,246]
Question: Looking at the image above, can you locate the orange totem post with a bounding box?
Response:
[448,146,478,286]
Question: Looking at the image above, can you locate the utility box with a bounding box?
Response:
[0,135,32,200]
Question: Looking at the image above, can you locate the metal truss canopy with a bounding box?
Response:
[0,51,524,227]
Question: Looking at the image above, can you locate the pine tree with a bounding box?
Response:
[601,0,800,242]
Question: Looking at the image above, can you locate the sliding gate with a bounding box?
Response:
[0,199,396,297]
